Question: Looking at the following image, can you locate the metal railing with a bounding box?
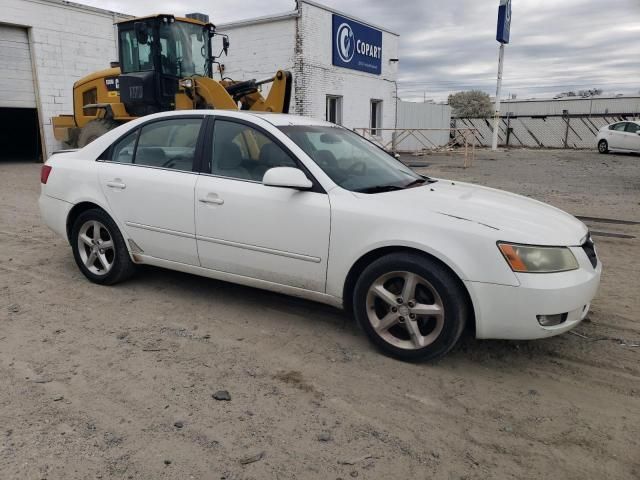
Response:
[354,127,478,168]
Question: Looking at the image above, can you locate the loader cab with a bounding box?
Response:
[117,15,215,116]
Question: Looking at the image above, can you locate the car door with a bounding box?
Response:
[607,122,628,149]
[623,122,640,151]
[194,118,331,292]
[98,116,204,265]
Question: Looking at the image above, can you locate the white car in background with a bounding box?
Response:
[39,111,601,361]
[597,120,640,153]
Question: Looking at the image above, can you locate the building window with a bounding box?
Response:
[370,100,383,136]
[326,95,343,125]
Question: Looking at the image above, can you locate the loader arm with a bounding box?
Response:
[240,70,293,113]
[195,70,292,113]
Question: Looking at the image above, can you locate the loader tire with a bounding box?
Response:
[77,119,118,148]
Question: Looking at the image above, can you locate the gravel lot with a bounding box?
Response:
[1,148,639,479]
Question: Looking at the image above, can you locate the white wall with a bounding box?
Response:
[0,0,128,157]
[396,101,452,151]
[296,0,399,139]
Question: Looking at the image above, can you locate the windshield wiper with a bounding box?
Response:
[356,177,434,194]
[355,185,405,194]
[403,178,428,189]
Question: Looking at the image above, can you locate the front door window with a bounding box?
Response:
[210,120,297,182]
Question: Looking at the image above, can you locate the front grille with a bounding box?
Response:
[582,235,598,268]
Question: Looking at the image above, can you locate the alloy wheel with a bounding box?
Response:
[366,271,445,350]
[77,220,115,276]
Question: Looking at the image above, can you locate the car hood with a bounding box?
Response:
[356,180,588,246]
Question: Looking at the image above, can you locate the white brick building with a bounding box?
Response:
[0,0,398,160]
[0,0,129,159]
[219,0,399,140]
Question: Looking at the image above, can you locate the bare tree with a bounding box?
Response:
[448,90,493,118]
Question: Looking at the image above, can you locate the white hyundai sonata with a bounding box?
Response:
[39,111,601,361]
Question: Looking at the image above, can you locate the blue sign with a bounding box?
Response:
[332,14,383,75]
[496,0,512,44]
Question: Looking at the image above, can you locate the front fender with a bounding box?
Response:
[325,190,520,299]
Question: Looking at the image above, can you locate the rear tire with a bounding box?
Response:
[77,119,118,148]
[71,209,135,285]
[598,139,609,154]
[353,252,468,362]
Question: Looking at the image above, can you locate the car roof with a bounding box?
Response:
[130,109,336,128]
[249,113,336,127]
[69,110,340,161]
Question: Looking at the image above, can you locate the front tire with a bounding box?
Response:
[71,209,135,285]
[598,139,609,154]
[353,252,468,362]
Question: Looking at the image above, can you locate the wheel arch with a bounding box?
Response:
[597,138,609,153]
[342,246,476,335]
[66,201,108,243]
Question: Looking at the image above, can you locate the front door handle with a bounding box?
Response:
[106,180,126,190]
[199,195,224,205]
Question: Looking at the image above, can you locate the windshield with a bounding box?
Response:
[159,21,208,77]
[279,126,425,193]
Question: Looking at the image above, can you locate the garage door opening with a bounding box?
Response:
[0,108,41,161]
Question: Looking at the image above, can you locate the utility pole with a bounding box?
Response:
[492,0,512,151]
[491,44,505,151]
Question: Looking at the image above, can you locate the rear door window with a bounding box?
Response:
[103,118,203,171]
[624,123,640,133]
[135,118,203,171]
[110,130,138,164]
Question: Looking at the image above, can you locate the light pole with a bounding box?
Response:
[492,44,505,151]
[492,0,512,151]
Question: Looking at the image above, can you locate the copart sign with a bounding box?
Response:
[332,14,383,75]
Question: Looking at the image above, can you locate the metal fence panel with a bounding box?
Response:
[454,114,630,148]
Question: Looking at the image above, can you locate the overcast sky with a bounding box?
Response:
[77,0,640,102]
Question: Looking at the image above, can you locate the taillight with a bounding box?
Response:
[41,165,52,184]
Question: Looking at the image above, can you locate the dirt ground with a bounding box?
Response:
[1,148,639,480]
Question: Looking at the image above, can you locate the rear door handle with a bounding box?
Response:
[199,195,224,205]
[106,181,126,190]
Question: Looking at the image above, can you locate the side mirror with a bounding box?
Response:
[134,22,149,45]
[263,167,312,190]
[222,37,230,55]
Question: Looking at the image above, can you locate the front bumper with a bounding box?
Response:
[467,246,602,340]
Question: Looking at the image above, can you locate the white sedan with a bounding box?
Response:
[597,120,640,153]
[39,111,601,361]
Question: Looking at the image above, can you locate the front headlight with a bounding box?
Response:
[498,243,579,273]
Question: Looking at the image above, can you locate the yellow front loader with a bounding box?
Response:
[52,14,292,147]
